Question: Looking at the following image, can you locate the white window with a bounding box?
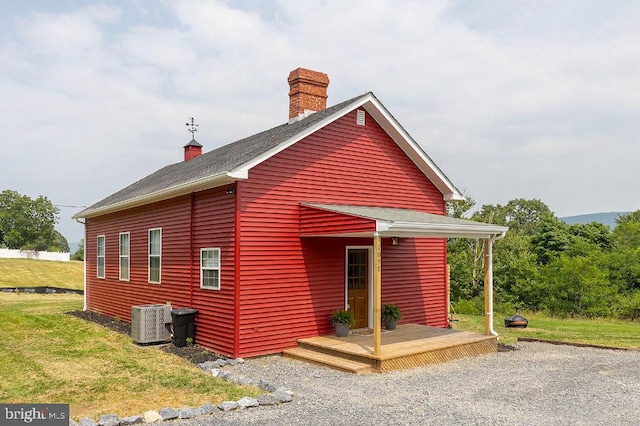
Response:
[119,232,130,281]
[200,248,220,290]
[97,235,105,279]
[148,228,161,284]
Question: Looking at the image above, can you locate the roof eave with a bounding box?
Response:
[73,170,248,219]
[379,220,509,239]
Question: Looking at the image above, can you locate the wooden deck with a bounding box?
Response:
[283,324,498,374]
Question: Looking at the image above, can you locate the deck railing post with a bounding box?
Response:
[373,233,382,356]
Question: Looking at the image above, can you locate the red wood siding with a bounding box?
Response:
[299,205,375,236]
[190,188,237,355]
[237,109,447,357]
[85,107,450,358]
[85,186,237,357]
[382,238,447,327]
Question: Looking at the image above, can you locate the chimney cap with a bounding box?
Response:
[288,67,329,86]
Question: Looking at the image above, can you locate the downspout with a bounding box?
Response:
[189,193,195,307]
[75,218,87,311]
[483,231,507,337]
[233,183,241,358]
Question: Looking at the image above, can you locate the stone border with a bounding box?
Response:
[0,286,84,295]
[72,358,293,426]
[518,337,639,351]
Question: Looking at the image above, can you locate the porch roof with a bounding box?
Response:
[300,203,508,239]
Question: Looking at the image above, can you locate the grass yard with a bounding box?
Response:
[453,312,640,349]
[0,293,259,420]
[0,258,83,290]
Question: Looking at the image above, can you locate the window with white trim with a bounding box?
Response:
[119,232,130,281]
[200,248,220,290]
[97,235,105,279]
[148,228,161,284]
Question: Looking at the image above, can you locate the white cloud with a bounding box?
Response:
[1,0,639,242]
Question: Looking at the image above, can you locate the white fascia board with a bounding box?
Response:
[361,98,464,201]
[74,171,246,219]
[375,220,391,233]
[233,96,374,175]
[383,221,508,239]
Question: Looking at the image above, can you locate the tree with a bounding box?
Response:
[446,196,476,219]
[72,238,85,261]
[613,210,640,249]
[470,203,508,226]
[542,254,613,317]
[50,230,70,253]
[503,198,555,235]
[607,210,640,292]
[446,196,634,318]
[446,195,485,300]
[531,218,572,264]
[493,233,541,308]
[0,190,59,250]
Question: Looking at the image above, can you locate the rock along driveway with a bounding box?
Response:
[167,342,640,426]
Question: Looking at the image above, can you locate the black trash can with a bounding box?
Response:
[171,307,198,347]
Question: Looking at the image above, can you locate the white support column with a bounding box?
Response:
[373,233,382,356]
[483,238,498,336]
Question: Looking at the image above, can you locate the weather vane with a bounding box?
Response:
[186,117,199,139]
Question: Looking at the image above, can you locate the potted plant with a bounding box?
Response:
[329,309,355,337]
[381,304,402,330]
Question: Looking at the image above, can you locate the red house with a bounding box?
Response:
[74,68,507,366]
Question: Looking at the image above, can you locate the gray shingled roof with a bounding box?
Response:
[302,203,509,238]
[75,94,369,217]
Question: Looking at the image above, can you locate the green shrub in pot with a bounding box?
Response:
[381,304,402,330]
[329,309,355,337]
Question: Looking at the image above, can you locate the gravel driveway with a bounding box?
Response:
[167,342,640,425]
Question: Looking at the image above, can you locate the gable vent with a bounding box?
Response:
[356,110,365,126]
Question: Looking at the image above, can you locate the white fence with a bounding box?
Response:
[0,248,70,262]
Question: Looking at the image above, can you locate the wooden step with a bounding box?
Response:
[297,340,374,364]
[283,347,376,374]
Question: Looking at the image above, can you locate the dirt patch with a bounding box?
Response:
[498,343,518,352]
[68,310,131,334]
[67,310,226,364]
[157,342,226,364]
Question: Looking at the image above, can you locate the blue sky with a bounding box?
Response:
[2,0,639,243]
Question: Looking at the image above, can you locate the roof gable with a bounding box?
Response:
[75,93,462,219]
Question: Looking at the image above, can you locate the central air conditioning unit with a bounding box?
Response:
[131,303,172,344]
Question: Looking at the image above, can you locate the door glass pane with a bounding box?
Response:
[347,249,367,290]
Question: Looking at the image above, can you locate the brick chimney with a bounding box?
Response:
[183,138,202,161]
[288,67,330,120]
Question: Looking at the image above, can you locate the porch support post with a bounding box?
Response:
[373,232,382,356]
[483,238,498,336]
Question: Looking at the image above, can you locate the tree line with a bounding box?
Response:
[0,190,69,252]
[448,197,640,319]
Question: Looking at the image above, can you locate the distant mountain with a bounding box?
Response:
[559,212,629,228]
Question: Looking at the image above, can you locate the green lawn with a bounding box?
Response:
[452,312,640,349]
[0,293,259,420]
[0,258,83,290]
